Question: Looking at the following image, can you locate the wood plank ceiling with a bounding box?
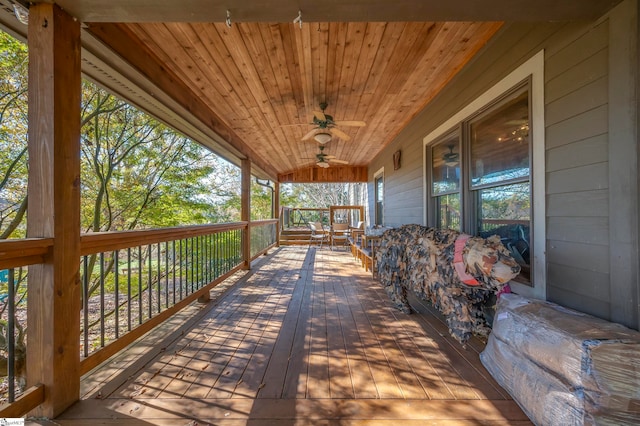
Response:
[87,21,501,180]
[39,0,619,181]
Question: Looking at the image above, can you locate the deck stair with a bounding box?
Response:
[279,227,313,245]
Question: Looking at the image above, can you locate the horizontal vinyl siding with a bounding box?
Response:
[368,1,639,327]
[544,19,610,317]
[371,129,425,227]
[545,134,607,172]
[546,190,608,217]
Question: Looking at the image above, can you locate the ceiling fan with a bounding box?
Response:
[301,102,366,144]
[443,144,459,167]
[312,146,349,168]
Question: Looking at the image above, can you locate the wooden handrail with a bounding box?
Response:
[250,219,278,226]
[0,223,253,268]
[0,384,45,418]
[0,238,54,269]
[80,222,247,256]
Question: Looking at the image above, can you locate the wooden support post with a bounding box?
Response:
[26,4,81,418]
[274,182,281,247]
[241,159,251,270]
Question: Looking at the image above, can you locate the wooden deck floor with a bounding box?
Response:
[38,246,531,425]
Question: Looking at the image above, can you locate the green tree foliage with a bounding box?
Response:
[281,182,366,208]
[80,82,220,231]
[0,32,28,239]
[0,30,264,300]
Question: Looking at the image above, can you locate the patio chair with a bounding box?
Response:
[350,221,365,233]
[308,222,328,248]
[331,223,350,251]
[349,228,365,259]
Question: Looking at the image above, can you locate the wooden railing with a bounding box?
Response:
[0,238,51,415]
[281,207,330,229]
[0,220,278,416]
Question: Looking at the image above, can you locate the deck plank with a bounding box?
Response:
[53,398,530,423]
[334,274,380,399]
[342,272,430,399]
[257,248,311,398]
[306,259,331,398]
[54,246,530,425]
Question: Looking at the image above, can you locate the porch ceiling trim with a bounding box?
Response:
[53,0,621,23]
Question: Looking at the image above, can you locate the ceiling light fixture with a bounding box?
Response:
[317,161,329,168]
[314,132,331,145]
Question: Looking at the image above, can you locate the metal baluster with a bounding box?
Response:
[172,240,177,305]
[138,245,142,325]
[190,237,195,293]
[179,239,183,300]
[225,231,228,272]
[83,256,89,358]
[157,242,161,313]
[194,236,198,290]
[114,250,119,339]
[208,234,212,282]
[185,238,189,296]
[127,247,132,332]
[214,233,219,279]
[148,244,152,319]
[165,241,169,308]
[100,252,105,347]
[7,269,15,403]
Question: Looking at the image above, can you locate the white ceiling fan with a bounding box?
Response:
[301,102,366,144]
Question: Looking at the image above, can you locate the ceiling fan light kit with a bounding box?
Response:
[311,145,348,168]
[314,132,332,144]
[301,102,366,146]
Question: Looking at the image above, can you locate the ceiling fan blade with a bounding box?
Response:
[330,127,351,141]
[324,154,336,159]
[329,159,349,165]
[302,128,318,141]
[335,120,366,127]
[313,110,326,121]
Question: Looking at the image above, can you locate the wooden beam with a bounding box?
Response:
[54,0,622,23]
[278,166,368,183]
[26,3,82,418]
[241,159,251,270]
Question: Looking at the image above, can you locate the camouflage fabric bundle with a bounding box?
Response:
[376,224,520,344]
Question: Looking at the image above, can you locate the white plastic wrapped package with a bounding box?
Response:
[480,293,640,426]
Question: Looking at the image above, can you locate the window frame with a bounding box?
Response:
[374,167,384,226]
[422,50,545,300]
[427,130,462,230]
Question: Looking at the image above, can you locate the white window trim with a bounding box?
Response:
[422,50,546,300]
[373,167,384,227]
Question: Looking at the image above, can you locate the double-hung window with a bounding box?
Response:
[428,83,532,284]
